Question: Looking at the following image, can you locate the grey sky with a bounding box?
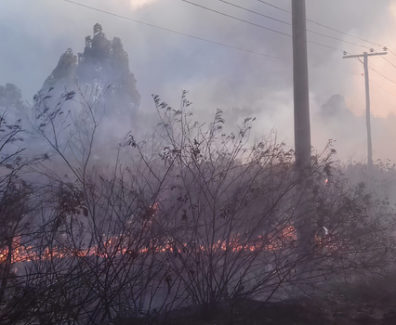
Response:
[1,0,396,162]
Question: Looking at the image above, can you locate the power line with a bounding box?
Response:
[180,0,292,38]
[349,54,396,87]
[215,0,368,50]
[308,30,368,50]
[62,0,281,60]
[388,49,396,60]
[180,0,338,50]
[353,57,396,87]
[255,0,386,50]
[370,66,396,86]
[371,78,396,99]
[308,40,338,51]
[381,56,396,70]
[215,0,290,26]
[256,0,289,14]
[307,20,382,49]
[63,0,396,83]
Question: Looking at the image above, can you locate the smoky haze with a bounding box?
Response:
[1,0,396,162]
[5,2,396,324]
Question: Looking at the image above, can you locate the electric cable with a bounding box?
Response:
[63,0,282,60]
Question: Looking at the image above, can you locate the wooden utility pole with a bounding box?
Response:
[292,0,314,261]
[343,50,388,167]
[292,0,311,172]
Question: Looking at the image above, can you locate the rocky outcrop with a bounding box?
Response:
[40,23,140,119]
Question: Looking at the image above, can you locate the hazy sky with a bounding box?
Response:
[1,0,396,163]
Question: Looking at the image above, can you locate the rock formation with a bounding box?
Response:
[40,23,140,119]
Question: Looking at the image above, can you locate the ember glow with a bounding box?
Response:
[1,226,299,265]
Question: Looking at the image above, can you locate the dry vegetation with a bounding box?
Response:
[0,90,395,324]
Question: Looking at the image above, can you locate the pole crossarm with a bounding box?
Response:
[343,51,388,59]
